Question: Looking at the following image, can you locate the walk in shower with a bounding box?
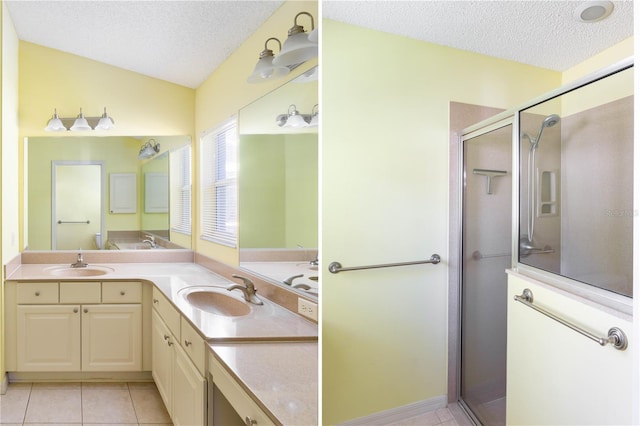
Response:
[454,59,633,425]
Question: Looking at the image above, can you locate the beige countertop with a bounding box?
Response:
[210,341,318,426]
[6,260,318,424]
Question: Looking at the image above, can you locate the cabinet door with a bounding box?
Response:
[17,305,81,371]
[82,304,142,371]
[152,309,174,415]
[110,173,137,213]
[173,344,206,426]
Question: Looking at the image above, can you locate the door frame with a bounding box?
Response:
[51,160,106,250]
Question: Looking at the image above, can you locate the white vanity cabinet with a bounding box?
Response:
[208,351,275,426]
[151,287,206,426]
[8,281,142,372]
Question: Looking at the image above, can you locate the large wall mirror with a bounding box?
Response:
[25,135,192,251]
[238,66,319,300]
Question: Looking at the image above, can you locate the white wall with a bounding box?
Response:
[507,272,633,425]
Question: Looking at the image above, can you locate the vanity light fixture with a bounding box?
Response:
[308,104,319,128]
[138,139,160,160]
[70,108,91,131]
[44,108,66,132]
[44,107,115,131]
[272,12,318,68]
[276,104,319,128]
[247,37,290,83]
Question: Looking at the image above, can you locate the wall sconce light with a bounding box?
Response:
[45,107,115,131]
[276,104,319,128]
[138,139,160,160]
[273,12,318,68]
[248,11,317,83]
[247,37,290,83]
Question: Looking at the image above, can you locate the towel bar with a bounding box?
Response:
[328,254,441,274]
[514,288,627,350]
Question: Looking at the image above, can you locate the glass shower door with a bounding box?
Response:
[460,122,512,426]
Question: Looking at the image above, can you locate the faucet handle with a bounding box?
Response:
[231,274,255,289]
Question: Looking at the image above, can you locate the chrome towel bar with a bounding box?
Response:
[514,288,628,351]
[328,254,441,274]
[57,220,90,224]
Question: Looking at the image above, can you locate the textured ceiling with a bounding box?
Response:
[5,0,284,89]
[4,1,634,90]
[324,0,633,72]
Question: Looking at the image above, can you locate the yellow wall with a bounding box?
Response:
[194,1,318,265]
[1,0,20,384]
[321,20,561,424]
[18,42,196,250]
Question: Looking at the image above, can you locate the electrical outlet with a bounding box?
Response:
[298,298,318,321]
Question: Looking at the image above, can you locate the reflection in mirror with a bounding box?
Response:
[238,66,319,300]
[518,65,633,297]
[26,135,192,250]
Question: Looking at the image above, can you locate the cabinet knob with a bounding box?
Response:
[153,298,159,304]
[35,291,40,296]
[84,308,89,313]
[184,340,191,347]
[163,334,170,341]
[245,416,257,426]
[167,340,174,347]
[120,291,126,296]
[73,308,79,313]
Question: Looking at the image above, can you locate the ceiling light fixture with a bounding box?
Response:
[575,1,614,22]
[44,107,115,131]
[272,12,318,68]
[138,139,160,160]
[247,37,290,83]
[276,104,319,128]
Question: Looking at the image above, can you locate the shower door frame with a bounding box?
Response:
[449,56,635,424]
[455,115,517,425]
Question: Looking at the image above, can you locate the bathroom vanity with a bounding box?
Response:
[4,253,318,425]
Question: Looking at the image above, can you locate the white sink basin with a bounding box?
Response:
[45,265,114,277]
[179,287,251,317]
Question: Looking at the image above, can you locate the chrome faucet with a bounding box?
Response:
[227,275,263,305]
[70,252,88,268]
[309,255,319,266]
[142,234,157,248]
[292,283,311,290]
[283,274,304,286]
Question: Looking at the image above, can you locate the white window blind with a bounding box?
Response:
[200,118,238,247]
[170,144,191,235]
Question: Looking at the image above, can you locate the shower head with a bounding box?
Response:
[531,114,560,149]
[542,114,560,128]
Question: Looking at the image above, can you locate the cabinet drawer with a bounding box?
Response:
[60,282,101,304]
[152,287,180,337]
[181,317,205,375]
[17,282,59,304]
[102,281,142,303]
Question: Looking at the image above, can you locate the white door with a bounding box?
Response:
[53,162,104,249]
[152,310,174,414]
[173,344,206,426]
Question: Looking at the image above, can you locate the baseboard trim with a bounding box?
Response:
[7,371,153,383]
[338,395,447,426]
[1,372,8,394]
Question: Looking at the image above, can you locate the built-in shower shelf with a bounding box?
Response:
[473,168,507,194]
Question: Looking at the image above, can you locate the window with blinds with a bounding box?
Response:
[200,118,238,247]
[170,144,191,235]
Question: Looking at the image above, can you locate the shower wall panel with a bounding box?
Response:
[561,96,634,296]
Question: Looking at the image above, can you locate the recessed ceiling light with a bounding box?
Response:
[575,1,614,23]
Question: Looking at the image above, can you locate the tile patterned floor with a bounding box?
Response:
[0,382,172,425]
[386,405,474,426]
